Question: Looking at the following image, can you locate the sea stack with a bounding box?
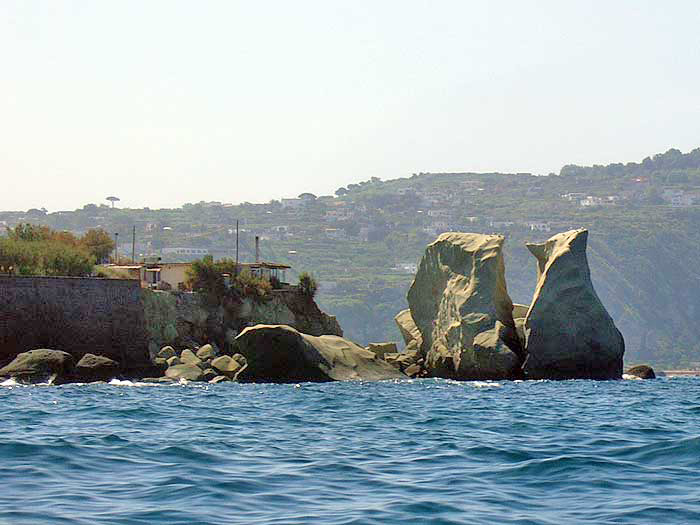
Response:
[523,229,625,379]
[407,233,522,379]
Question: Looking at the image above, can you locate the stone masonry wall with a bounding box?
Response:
[0,276,149,369]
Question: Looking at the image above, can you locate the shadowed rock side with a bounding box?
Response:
[524,229,625,379]
[407,233,522,379]
[234,324,406,383]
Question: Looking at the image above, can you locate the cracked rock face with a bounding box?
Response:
[523,229,625,379]
[407,233,522,379]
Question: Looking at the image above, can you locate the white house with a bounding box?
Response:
[325,228,347,240]
[395,262,418,274]
[527,222,551,232]
[489,220,515,229]
[281,198,304,209]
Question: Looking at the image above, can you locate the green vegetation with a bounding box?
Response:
[5,147,700,367]
[185,255,272,304]
[0,224,114,277]
[298,272,318,298]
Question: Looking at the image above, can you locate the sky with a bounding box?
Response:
[2,1,699,211]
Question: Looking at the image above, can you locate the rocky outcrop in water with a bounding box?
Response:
[0,349,75,384]
[0,349,125,384]
[406,233,522,380]
[523,229,624,380]
[234,324,406,383]
[624,364,656,379]
[75,354,120,382]
[396,229,625,381]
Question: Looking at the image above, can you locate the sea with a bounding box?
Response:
[1,377,699,525]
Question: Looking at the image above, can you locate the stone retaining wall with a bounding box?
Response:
[0,276,149,369]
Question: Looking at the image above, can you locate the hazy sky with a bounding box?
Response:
[2,1,699,211]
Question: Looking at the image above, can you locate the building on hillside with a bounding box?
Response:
[562,192,586,202]
[281,198,304,209]
[325,228,347,240]
[104,261,193,290]
[325,209,352,221]
[162,247,210,256]
[579,195,619,207]
[662,189,695,207]
[489,220,515,229]
[395,262,418,274]
[527,222,551,232]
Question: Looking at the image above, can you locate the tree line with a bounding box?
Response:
[0,224,115,277]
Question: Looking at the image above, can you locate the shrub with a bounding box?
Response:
[298,272,318,298]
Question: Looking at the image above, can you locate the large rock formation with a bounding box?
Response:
[523,229,624,379]
[407,233,522,379]
[0,349,75,384]
[234,324,406,383]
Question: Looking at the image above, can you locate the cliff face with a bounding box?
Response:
[143,289,342,356]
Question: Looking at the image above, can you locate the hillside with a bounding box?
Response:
[3,147,700,368]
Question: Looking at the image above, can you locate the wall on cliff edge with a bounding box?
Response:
[142,288,342,356]
[0,276,149,370]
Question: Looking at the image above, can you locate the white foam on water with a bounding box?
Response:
[470,381,502,388]
[622,374,642,381]
[108,379,136,386]
[1,377,19,387]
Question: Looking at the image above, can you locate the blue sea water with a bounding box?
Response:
[1,378,699,525]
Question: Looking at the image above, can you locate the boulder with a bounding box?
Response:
[180,349,203,367]
[201,368,218,381]
[234,324,406,383]
[75,354,120,382]
[166,356,181,367]
[152,357,168,369]
[164,364,204,382]
[211,355,242,378]
[625,364,656,379]
[404,363,422,377]
[157,346,176,360]
[232,353,247,366]
[394,309,422,352]
[384,350,420,372]
[209,375,231,384]
[0,349,75,384]
[366,342,398,359]
[406,233,522,380]
[523,229,624,379]
[196,344,218,360]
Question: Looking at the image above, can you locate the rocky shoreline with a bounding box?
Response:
[0,229,657,385]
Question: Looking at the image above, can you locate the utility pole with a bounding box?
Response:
[235,219,239,275]
[131,225,136,264]
[114,232,119,263]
